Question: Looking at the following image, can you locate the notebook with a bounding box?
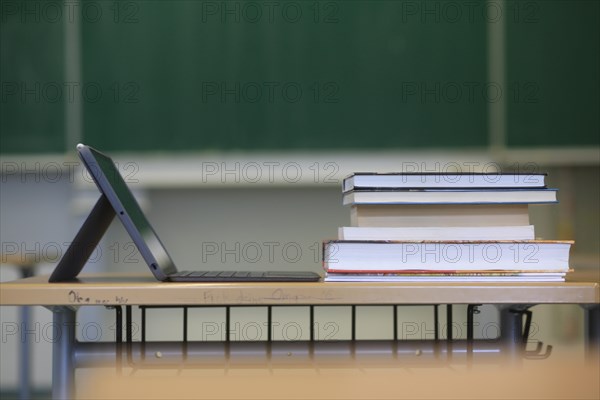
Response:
[48,144,321,282]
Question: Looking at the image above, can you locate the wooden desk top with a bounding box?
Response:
[1,273,598,306]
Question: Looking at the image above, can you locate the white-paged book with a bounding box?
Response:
[338,225,535,241]
[323,240,573,273]
[349,204,531,227]
[342,189,558,205]
[343,172,547,192]
[324,272,567,282]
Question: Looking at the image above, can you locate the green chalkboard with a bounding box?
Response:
[80,1,488,152]
[506,0,600,147]
[1,1,598,154]
[1,1,488,153]
[1,0,65,153]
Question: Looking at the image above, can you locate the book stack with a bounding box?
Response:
[323,172,573,282]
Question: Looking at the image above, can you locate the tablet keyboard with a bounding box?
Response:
[168,270,321,282]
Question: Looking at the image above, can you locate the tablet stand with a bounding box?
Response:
[49,195,115,282]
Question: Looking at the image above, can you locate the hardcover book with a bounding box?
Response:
[343,172,547,192]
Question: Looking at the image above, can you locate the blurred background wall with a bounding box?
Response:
[1,0,598,394]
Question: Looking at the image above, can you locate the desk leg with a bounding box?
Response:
[52,307,76,400]
[19,305,31,400]
[583,304,600,365]
[499,305,530,363]
[18,265,34,400]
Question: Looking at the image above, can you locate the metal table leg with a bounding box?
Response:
[446,304,453,361]
[18,265,34,400]
[499,305,530,364]
[51,307,77,400]
[583,304,600,365]
[466,304,481,367]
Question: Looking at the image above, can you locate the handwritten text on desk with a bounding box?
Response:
[68,290,129,305]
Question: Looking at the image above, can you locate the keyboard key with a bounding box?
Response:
[171,271,193,277]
